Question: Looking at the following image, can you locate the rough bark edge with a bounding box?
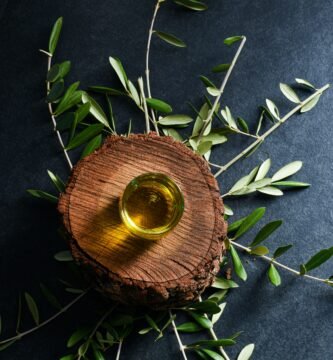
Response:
[58,133,227,308]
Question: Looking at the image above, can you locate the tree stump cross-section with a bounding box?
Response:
[58,133,227,308]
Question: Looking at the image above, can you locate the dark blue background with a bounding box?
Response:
[0,0,332,359]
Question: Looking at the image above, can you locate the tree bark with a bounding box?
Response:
[58,133,227,308]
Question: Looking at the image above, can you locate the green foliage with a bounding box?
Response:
[154,31,186,47]
[48,17,63,55]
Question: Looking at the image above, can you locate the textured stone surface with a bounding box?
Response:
[0,0,332,359]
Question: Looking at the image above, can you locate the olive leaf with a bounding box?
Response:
[200,75,216,88]
[300,94,321,113]
[224,36,243,46]
[224,203,233,216]
[265,99,280,120]
[187,338,236,348]
[221,106,238,129]
[192,103,210,136]
[271,181,310,188]
[177,322,203,333]
[189,311,212,329]
[230,245,247,281]
[49,17,63,55]
[300,247,333,274]
[250,246,269,256]
[146,98,172,113]
[237,117,249,133]
[207,87,220,96]
[267,264,281,286]
[201,349,225,360]
[81,134,102,158]
[67,327,90,347]
[250,220,282,247]
[82,93,110,129]
[212,63,230,73]
[271,161,302,182]
[279,83,301,103]
[197,141,212,155]
[255,158,271,181]
[234,207,266,239]
[154,31,186,48]
[47,170,65,193]
[173,0,208,11]
[273,244,293,259]
[127,80,141,106]
[24,292,40,325]
[237,343,255,360]
[109,56,128,90]
[295,78,316,90]
[26,189,58,204]
[258,186,283,196]
[212,277,239,289]
[158,115,193,126]
[40,283,62,310]
[46,79,64,102]
[186,300,221,314]
[54,250,73,262]
[211,302,227,325]
[75,102,91,123]
[88,86,126,96]
[66,124,104,150]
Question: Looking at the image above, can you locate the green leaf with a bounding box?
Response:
[230,245,247,281]
[197,141,212,155]
[268,264,281,286]
[201,349,225,360]
[212,277,239,289]
[154,31,186,48]
[273,244,293,259]
[221,106,238,129]
[173,0,208,11]
[207,87,220,97]
[189,311,212,329]
[54,250,73,262]
[47,170,65,193]
[301,247,333,273]
[271,161,303,182]
[24,292,39,325]
[224,203,233,216]
[146,98,172,113]
[255,159,271,181]
[49,17,63,55]
[300,94,321,113]
[47,64,61,82]
[265,99,280,120]
[224,36,243,46]
[257,186,283,196]
[58,61,71,79]
[295,78,316,90]
[192,103,210,136]
[54,82,81,115]
[81,134,102,158]
[67,327,90,347]
[250,220,282,247]
[176,322,203,333]
[212,63,230,73]
[247,178,272,191]
[279,83,301,103]
[187,300,221,314]
[250,246,269,256]
[272,181,310,188]
[82,93,110,128]
[75,102,91,123]
[66,124,104,150]
[26,189,58,203]
[237,117,249,133]
[128,80,141,106]
[158,114,193,126]
[228,217,246,234]
[234,207,266,239]
[88,86,126,96]
[109,57,128,90]
[237,343,255,360]
[56,112,76,131]
[40,283,62,309]
[208,290,228,303]
[199,75,216,88]
[187,338,236,348]
[46,79,64,102]
[211,302,227,324]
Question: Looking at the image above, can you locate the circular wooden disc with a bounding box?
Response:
[58,133,227,308]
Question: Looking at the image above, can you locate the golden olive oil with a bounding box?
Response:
[119,173,184,240]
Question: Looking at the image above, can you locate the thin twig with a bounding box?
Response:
[168,310,188,360]
[214,83,330,178]
[0,291,88,346]
[145,0,162,135]
[198,36,247,141]
[43,53,73,170]
[115,338,123,360]
[230,241,333,285]
[198,296,230,360]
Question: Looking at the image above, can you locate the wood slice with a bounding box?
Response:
[58,133,227,308]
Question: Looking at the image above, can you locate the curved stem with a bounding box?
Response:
[168,310,188,360]
[0,291,88,346]
[230,241,333,285]
[198,36,247,140]
[115,339,123,360]
[214,84,330,178]
[198,296,230,360]
[45,54,73,170]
